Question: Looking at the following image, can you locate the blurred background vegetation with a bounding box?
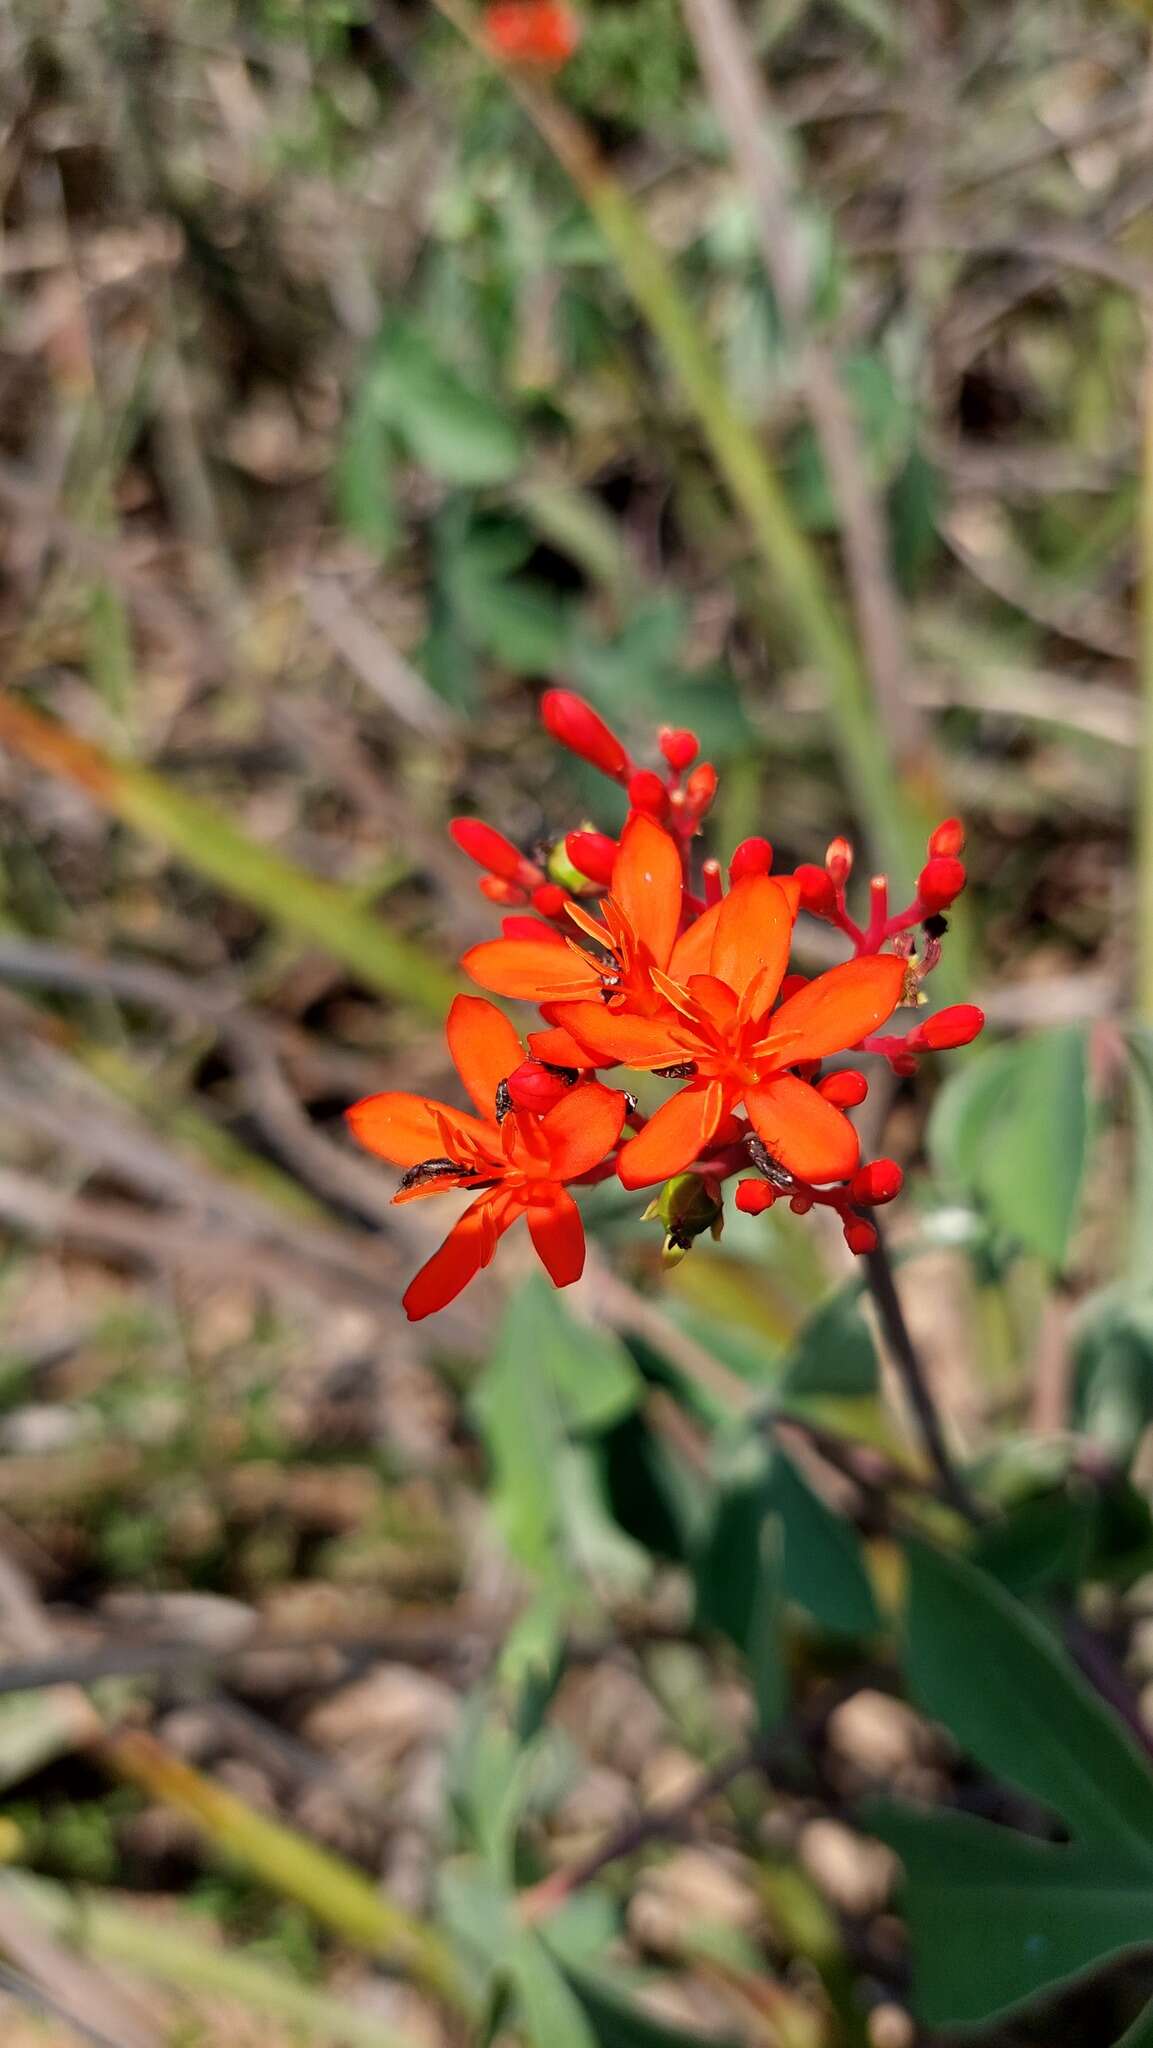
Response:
[2,0,1153,2043]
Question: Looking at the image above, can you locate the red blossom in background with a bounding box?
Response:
[482,1,581,69]
[352,691,985,1313]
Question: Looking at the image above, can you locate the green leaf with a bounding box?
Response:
[563,1965,743,2048]
[1073,1289,1153,1459]
[472,1282,644,1588]
[930,1029,1091,1271]
[1119,1998,1153,2047]
[366,320,524,486]
[509,1934,600,2048]
[869,1801,1153,2029]
[692,1464,785,1729]
[770,1448,880,1637]
[336,391,400,558]
[501,1277,642,1434]
[969,1487,1095,1598]
[903,1540,1153,1860]
[780,1284,879,1400]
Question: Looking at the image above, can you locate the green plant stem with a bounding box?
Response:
[1138,329,1153,1024]
[430,0,920,882]
[863,1216,983,1524]
[0,692,458,1016]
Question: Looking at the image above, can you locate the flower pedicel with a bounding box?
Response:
[349,692,984,1318]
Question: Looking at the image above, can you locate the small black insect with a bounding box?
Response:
[922,912,949,940]
[494,1079,513,1125]
[654,1061,697,1080]
[744,1134,793,1189]
[539,1062,580,1085]
[397,1157,473,1193]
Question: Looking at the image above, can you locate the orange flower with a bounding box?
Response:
[549,874,908,1188]
[462,813,685,1013]
[483,1,580,69]
[347,996,625,1319]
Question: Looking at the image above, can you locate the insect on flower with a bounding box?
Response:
[347,995,625,1319]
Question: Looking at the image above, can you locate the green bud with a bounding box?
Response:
[547,835,595,895]
[646,1173,724,1265]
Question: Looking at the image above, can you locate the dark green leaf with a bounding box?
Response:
[869,1801,1153,2028]
[770,1448,880,1637]
[969,1487,1096,1598]
[694,1464,786,1728]
[904,1540,1153,1859]
[1118,1997,1153,2047]
[780,1284,878,1400]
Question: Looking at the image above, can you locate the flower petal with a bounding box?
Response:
[757,954,907,1065]
[401,1189,518,1320]
[745,1074,859,1183]
[669,900,722,980]
[446,994,524,1115]
[462,936,600,1001]
[616,1080,729,1190]
[346,1092,492,1167]
[528,1024,596,1069]
[549,1001,688,1069]
[541,1081,628,1178]
[527,1186,586,1287]
[610,814,682,968]
[708,874,796,1002]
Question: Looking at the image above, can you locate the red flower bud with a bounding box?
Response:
[778,973,809,1003]
[736,1180,776,1214]
[502,915,558,940]
[531,882,568,919]
[789,1193,814,1214]
[702,858,724,907]
[683,762,718,819]
[505,1059,575,1113]
[890,1050,919,1077]
[929,817,966,859]
[659,727,699,773]
[818,1069,868,1108]
[480,875,528,905]
[541,690,630,781]
[917,854,967,912]
[794,864,838,918]
[628,769,670,820]
[451,817,533,883]
[825,836,853,886]
[564,831,617,885]
[483,0,580,68]
[729,837,774,881]
[850,1158,904,1207]
[844,1217,878,1256]
[910,1003,985,1051]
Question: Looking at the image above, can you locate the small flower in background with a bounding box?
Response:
[353,691,984,1312]
[482,1,581,70]
[347,995,625,1319]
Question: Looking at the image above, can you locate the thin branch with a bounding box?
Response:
[863,1218,983,1524]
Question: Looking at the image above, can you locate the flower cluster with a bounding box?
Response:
[349,693,983,1318]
